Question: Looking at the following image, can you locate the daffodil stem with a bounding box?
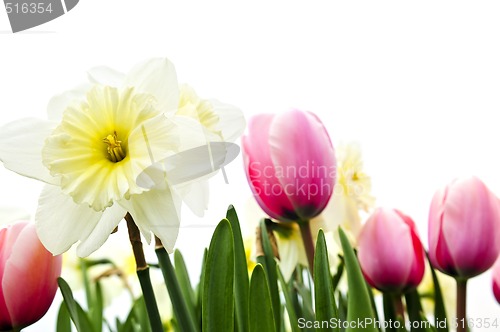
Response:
[298,221,315,277]
[126,213,163,332]
[456,279,468,332]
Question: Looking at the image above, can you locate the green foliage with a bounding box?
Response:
[202,219,235,332]
[249,264,276,332]
[57,206,450,332]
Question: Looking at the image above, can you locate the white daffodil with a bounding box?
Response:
[312,141,375,243]
[0,58,245,257]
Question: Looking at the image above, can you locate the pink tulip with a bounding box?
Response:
[428,177,500,279]
[242,110,336,222]
[0,222,62,331]
[358,207,426,292]
[492,258,500,304]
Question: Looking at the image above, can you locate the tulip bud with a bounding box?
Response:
[428,177,500,279]
[492,258,500,304]
[358,207,426,292]
[242,110,336,222]
[0,222,62,331]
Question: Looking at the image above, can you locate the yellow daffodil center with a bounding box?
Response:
[42,85,175,211]
[103,132,126,162]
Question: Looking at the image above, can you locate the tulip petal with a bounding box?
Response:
[0,118,59,185]
[124,58,179,115]
[87,66,126,87]
[2,224,61,329]
[243,114,298,222]
[36,185,102,255]
[0,222,28,330]
[358,208,414,292]
[268,110,336,220]
[438,177,500,277]
[76,204,127,257]
[120,187,182,253]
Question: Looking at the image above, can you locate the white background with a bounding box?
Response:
[1,1,500,331]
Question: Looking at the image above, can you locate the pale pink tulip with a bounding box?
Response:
[242,110,336,222]
[0,222,62,331]
[358,207,426,292]
[428,177,500,279]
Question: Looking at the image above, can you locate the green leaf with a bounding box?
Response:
[314,229,339,332]
[406,288,429,332]
[196,248,208,325]
[257,219,281,331]
[90,281,104,332]
[428,259,448,332]
[156,248,198,332]
[174,250,198,325]
[277,267,300,332]
[202,219,235,332]
[58,277,95,332]
[56,301,71,332]
[338,228,378,332]
[249,264,276,332]
[331,257,344,292]
[226,205,250,332]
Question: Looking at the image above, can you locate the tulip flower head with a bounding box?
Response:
[358,207,426,293]
[428,177,500,279]
[242,110,336,223]
[0,222,62,331]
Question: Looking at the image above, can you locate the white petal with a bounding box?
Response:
[36,185,102,255]
[87,66,126,86]
[124,58,179,115]
[0,118,59,185]
[46,84,90,121]
[172,180,209,217]
[76,203,127,257]
[210,99,246,142]
[120,187,182,253]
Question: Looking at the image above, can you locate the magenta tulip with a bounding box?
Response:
[492,258,500,304]
[242,110,336,223]
[428,177,500,279]
[358,207,425,292]
[0,222,62,331]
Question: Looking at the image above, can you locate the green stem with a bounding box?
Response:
[456,279,468,332]
[126,214,163,332]
[393,294,405,325]
[298,221,315,277]
[155,243,198,332]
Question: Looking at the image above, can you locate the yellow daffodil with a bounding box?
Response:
[0,58,245,257]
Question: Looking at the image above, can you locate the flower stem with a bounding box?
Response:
[125,213,163,332]
[298,221,315,277]
[456,279,468,332]
[393,294,405,325]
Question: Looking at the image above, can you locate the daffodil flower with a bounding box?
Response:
[0,58,245,257]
